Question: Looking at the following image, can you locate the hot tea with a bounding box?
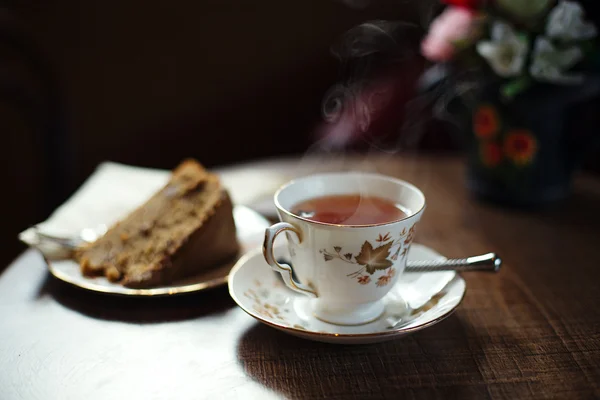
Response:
[291,194,408,225]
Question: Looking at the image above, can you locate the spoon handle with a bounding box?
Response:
[405,253,501,273]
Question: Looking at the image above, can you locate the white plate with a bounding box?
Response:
[44,206,271,296]
[228,243,466,344]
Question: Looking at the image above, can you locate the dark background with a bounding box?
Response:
[2,0,599,266]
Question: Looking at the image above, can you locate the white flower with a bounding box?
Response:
[476,21,528,77]
[530,37,584,84]
[546,1,598,41]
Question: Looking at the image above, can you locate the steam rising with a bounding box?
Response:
[299,0,468,193]
[315,19,425,154]
[314,1,479,158]
[331,20,415,60]
[334,0,371,10]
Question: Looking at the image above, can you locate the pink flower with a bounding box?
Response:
[421,7,478,62]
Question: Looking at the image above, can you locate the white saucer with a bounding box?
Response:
[228,243,466,344]
[44,206,271,297]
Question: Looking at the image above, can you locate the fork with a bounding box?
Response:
[31,225,107,249]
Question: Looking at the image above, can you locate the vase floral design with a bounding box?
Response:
[473,104,539,170]
[474,105,500,139]
[504,130,538,166]
[320,225,416,287]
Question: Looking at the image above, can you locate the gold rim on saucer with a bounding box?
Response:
[228,246,467,342]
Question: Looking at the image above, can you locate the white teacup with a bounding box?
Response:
[263,172,426,326]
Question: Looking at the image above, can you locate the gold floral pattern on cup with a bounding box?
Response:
[319,224,417,287]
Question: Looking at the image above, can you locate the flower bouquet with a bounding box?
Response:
[421,0,600,206]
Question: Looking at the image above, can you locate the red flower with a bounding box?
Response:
[357,276,371,285]
[504,130,537,166]
[473,105,499,139]
[480,142,503,167]
[442,0,481,9]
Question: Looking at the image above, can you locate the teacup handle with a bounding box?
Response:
[263,222,318,298]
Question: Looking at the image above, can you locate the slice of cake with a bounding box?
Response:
[76,159,239,288]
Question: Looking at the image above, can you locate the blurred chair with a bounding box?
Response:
[0,0,430,265]
[0,7,73,266]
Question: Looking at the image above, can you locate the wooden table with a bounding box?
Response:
[2,155,600,399]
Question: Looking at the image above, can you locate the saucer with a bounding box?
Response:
[228,243,466,344]
[44,206,271,297]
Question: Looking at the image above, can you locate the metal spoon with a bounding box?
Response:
[404,253,502,273]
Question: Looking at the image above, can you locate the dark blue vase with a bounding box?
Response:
[465,79,600,208]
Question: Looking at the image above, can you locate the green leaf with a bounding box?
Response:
[501,76,533,101]
[496,0,552,19]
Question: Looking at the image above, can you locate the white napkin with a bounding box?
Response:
[18,163,167,252]
[19,161,286,254]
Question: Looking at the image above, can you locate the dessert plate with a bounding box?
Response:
[229,244,466,344]
[43,206,271,296]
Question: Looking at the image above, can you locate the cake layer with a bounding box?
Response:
[76,159,239,288]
